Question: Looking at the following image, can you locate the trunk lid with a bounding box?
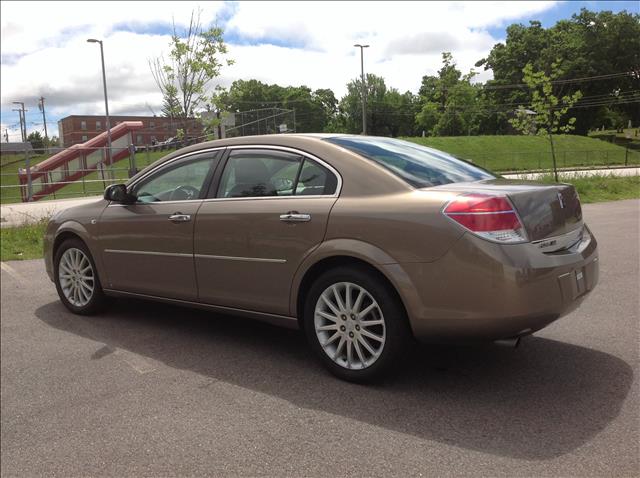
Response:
[431,179,583,241]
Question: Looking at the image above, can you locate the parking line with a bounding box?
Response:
[0,262,27,285]
[114,349,157,374]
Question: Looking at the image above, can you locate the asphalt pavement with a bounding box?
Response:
[1,199,638,477]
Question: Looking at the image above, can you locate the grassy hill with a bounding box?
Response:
[404,135,639,172]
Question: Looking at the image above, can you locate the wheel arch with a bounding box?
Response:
[53,221,107,286]
[291,240,415,333]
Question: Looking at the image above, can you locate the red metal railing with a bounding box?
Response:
[17,121,143,202]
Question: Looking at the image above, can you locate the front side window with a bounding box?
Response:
[326,136,494,188]
[133,156,215,202]
[217,149,337,198]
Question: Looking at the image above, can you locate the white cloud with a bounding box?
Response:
[1,1,559,141]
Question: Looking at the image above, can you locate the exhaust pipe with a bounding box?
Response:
[494,336,521,348]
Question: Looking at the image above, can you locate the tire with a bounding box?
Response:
[54,238,107,315]
[303,265,410,382]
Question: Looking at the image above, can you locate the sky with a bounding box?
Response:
[1,0,638,141]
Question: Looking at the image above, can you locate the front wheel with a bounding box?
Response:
[54,238,106,315]
[303,266,410,382]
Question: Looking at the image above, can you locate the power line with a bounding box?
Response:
[365,98,640,117]
[480,71,635,91]
[215,71,637,111]
[366,89,640,109]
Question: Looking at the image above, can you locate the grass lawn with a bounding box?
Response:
[1,219,47,261]
[404,135,639,172]
[543,174,640,203]
[0,153,52,204]
[2,175,637,262]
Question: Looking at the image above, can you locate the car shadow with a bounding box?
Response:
[35,298,633,461]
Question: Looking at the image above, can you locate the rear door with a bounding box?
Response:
[194,147,340,316]
[99,150,222,300]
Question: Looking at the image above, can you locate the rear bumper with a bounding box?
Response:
[386,225,599,341]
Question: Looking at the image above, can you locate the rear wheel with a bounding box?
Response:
[54,238,106,315]
[303,266,410,382]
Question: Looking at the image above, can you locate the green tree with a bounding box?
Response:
[509,62,582,180]
[478,9,640,134]
[160,86,182,118]
[416,53,483,136]
[214,80,338,133]
[336,74,417,136]
[415,102,439,135]
[27,131,44,151]
[150,10,233,125]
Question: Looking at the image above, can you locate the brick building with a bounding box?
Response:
[57,115,204,147]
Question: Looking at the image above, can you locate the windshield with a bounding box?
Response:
[325,136,494,188]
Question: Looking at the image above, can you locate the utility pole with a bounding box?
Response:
[87,38,112,164]
[12,102,27,142]
[4,129,9,142]
[38,97,49,142]
[353,44,370,135]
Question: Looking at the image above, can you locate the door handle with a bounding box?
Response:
[279,212,311,223]
[168,213,191,223]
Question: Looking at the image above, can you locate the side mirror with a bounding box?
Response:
[104,184,135,204]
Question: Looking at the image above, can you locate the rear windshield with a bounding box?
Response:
[325,136,494,188]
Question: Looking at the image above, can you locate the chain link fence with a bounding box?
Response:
[2,138,638,205]
[467,148,640,173]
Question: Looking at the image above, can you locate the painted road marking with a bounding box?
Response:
[114,349,157,374]
[0,262,27,285]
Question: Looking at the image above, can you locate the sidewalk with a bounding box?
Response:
[1,195,102,228]
[502,166,640,180]
[1,166,638,228]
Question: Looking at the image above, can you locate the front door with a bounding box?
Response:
[99,151,221,300]
[194,147,339,316]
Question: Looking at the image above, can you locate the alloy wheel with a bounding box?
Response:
[314,282,386,370]
[58,248,95,307]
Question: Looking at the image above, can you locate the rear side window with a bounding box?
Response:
[217,149,338,198]
[296,159,337,195]
[326,136,494,188]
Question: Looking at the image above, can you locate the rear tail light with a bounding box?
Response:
[443,194,528,244]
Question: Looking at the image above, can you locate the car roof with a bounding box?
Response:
[147,133,358,165]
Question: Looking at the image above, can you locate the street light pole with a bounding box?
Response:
[87,39,112,165]
[354,44,369,135]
